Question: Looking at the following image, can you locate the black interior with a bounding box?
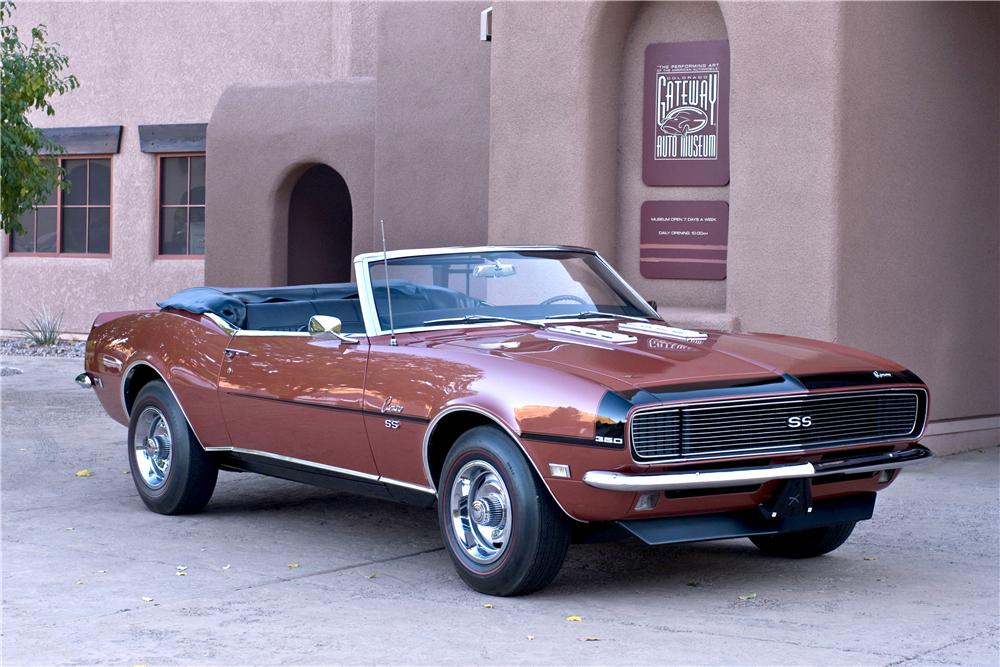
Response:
[243,298,366,333]
[158,280,478,334]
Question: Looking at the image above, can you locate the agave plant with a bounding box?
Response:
[18,307,64,346]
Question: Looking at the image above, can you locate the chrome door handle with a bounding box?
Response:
[224,348,250,359]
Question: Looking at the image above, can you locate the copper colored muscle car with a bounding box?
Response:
[79,246,931,596]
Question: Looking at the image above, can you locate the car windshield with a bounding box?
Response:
[367,250,657,331]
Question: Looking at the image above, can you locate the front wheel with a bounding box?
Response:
[438,426,570,596]
[749,522,856,559]
[127,380,218,515]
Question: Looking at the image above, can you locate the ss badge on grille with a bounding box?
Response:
[787,416,813,428]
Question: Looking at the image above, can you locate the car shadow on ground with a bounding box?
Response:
[198,471,834,597]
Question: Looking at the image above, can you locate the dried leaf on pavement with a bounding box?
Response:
[141,596,154,603]
[580,637,600,642]
[863,556,878,561]
[566,615,583,622]
[737,593,758,601]
[74,469,93,477]
[483,602,494,609]
[287,562,300,569]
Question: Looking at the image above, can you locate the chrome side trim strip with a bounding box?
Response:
[206,446,436,494]
[582,446,933,492]
[203,312,238,335]
[203,311,364,340]
[379,476,437,494]
[421,405,586,522]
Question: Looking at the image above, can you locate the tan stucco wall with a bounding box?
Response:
[205,2,492,286]
[205,79,376,287]
[721,2,846,342]
[836,2,1000,421]
[487,2,633,257]
[373,2,491,251]
[1,1,348,332]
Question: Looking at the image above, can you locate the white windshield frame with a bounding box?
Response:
[353,245,658,338]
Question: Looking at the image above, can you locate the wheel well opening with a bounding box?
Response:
[426,411,497,489]
[123,364,164,416]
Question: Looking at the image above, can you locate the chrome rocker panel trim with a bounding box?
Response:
[582,445,933,492]
[202,446,437,495]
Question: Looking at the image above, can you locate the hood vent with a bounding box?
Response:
[619,322,708,342]
[549,325,637,344]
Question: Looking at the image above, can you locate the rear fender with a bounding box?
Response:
[85,310,233,447]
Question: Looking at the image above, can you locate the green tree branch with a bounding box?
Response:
[1,0,79,234]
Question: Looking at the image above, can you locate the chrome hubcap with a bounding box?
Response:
[449,460,511,564]
[133,407,172,489]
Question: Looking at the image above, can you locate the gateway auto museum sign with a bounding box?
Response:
[641,40,730,281]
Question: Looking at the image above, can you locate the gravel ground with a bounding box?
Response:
[0,337,85,358]
[2,356,998,666]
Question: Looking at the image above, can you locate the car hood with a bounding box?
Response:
[429,321,910,393]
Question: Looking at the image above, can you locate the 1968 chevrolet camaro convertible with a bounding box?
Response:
[79,246,931,595]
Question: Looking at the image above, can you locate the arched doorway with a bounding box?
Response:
[287,165,352,285]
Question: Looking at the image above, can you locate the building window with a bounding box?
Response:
[158,154,205,256]
[8,156,112,256]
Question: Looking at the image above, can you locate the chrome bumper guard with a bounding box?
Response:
[582,445,933,492]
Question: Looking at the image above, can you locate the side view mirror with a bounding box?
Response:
[308,315,359,344]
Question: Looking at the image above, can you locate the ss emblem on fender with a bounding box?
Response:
[384,419,400,429]
[787,416,813,428]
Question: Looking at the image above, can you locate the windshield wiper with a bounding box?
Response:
[422,315,547,329]
[546,310,663,323]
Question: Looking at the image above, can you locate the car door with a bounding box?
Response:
[216,330,377,476]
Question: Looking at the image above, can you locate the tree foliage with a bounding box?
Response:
[1,0,78,234]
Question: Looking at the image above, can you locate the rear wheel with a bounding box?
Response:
[127,380,218,515]
[749,522,856,558]
[438,425,570,596]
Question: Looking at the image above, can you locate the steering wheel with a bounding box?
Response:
[541,294,588,306]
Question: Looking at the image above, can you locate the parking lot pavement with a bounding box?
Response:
[2,355,998,666]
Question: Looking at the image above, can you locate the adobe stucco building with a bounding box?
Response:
[2,1,997,453]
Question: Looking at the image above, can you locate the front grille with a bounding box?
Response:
[630,390,925,462]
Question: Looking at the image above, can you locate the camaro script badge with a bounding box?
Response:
[873,371,893,379]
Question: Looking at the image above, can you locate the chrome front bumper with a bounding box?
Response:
[582,445,933,492]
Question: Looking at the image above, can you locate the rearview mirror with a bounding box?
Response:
[308,315,359,344]
[473,260,516,279]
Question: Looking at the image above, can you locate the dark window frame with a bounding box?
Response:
[6,155,114,258]
[156,152,205,259]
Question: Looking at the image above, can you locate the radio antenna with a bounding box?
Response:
[379,219,397,347]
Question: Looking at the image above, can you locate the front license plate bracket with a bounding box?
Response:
[758,477,813,521]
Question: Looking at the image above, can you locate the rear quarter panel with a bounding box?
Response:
[86,309,233,447]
